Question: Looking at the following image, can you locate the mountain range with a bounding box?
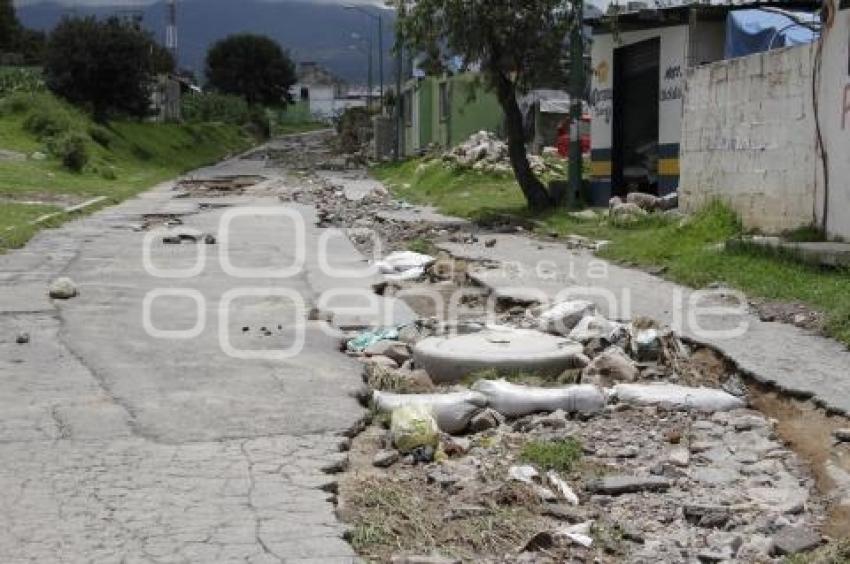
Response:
[16,0,398,85]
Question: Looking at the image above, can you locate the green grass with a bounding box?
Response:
[375,157,850,348]
[519,438,583,473]
[0,202,63,250]
[0,91,267,251]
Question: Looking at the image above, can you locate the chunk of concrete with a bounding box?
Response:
[536,300,598,336]
[48,277,78,300]
[771,526,820,556]
[413,327,585,384]
[612,383,746,412]
[472,379,606,417]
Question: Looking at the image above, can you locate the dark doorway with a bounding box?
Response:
[612,38,660,196]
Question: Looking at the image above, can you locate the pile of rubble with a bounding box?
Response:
[609,191,680,223]
[340,299,827,561]
[442,131,561,177]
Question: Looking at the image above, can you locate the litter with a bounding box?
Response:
[509,465,539,484]
[556,521,594,548]
[390,405,440,453]
[611,383,746,412]
[471,379,606,417]
[347,326,401,352]
[372,390,488,434]
[546,471,580,505]
[374,251,436,278]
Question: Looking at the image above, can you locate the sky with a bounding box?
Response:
[14,0,388,5]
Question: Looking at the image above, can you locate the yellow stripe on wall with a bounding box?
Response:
[659,158,680,176]
[591,161,612,177]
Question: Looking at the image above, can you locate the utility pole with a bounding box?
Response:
[345,6,384,109]
[166,0,178,68]
[568,0,585,205]
[394,3,404,161]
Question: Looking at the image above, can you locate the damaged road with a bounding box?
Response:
[0,131,409,563]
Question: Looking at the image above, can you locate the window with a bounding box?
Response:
[300,87,309,101]
[439,82,449,122]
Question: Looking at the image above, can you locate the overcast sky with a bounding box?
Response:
[13,0,388,6]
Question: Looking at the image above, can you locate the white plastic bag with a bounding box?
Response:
[390,405,440,453]
[471,379,606,417]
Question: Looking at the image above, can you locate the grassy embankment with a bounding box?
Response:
[0,91,325,252]
[373,158,850,347]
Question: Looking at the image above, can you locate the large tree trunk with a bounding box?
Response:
[493,70,553,211]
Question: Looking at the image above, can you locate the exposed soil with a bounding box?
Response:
[173,175,266,197]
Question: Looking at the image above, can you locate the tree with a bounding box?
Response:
[0,0,17,52]
[205,34,296,105]
[397,0,575,210]
[44,17,168,120]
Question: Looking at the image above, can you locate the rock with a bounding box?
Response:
[668,446,690,467]
[398,324,425,345]
[535,300,597,335]
[442,436,471,457]
[732,414,767,432]
[610,202,648,219]
[771,526,820,556]
[373,449,400,468]
[48,277,78,300]
[509,465,539,484]
[366,355,400,369]
[629,327,661,361]
[586,475,671,495]
[569,209,599,221]
[683,504,731,528]
[582,346,638,386]
[30,151,47,161]
[569,315,625,344]
[365,340,412,365]
[659,192,679,210]
[411,445,436,463]
[468,408,503,433]
[542,504,588,523]
[626,192,660,211]
[832,428,850,442]
[15,332,30,344]
[203,234,217,245]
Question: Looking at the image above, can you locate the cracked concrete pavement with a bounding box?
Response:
[0,132,409,563]
[438,234,850,416]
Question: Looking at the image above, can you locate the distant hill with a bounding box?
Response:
[16,0,397,85]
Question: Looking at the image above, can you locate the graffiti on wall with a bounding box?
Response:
[590,87,613,124]
[661,64,683,102]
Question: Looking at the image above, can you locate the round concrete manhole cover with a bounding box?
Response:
[413,328,584,384]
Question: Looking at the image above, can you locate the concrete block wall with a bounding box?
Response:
[680,44,819,233]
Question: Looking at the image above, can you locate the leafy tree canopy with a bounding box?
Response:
[397,0,577,210]
[205,34,296,105]
[44,16,173,119]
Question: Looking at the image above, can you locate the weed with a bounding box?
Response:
[407,237,437,256]
[519,438,583,473]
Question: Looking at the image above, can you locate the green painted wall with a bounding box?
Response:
[447,74,503,147]
[403,73,503,156]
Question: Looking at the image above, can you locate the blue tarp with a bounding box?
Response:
[725,9,820,59]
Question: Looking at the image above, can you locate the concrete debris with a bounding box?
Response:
[556,521,594,548]
[15,332,30,344]
[373,449,400,468]
[535,300,598,336]
[376,251,436,282]
[771,526,821,556]
[508,465,539,484]
[364,340,412,365]
[568,314,625,344]
[472,379,606,417]
[441,131,561,176]
[546,470,580,505]
[612,383,747,412]
[582,346,639,386]
[626,191,661,211]
[48,277,78,300]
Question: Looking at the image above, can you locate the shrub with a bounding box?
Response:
[181,93,249,125]
[88,125,113,148]
[23,103,73,138]
[0,67,45,96]
[50,132,89,172]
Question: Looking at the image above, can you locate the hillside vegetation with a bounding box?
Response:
[0,91,255,251]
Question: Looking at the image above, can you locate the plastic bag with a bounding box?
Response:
[347,327,401,352]
[471,379,606,417]
[373,390,488,434]
[390,405,440,453]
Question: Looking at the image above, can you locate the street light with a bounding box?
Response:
[349,33,373,110]
[344,5,384,106]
